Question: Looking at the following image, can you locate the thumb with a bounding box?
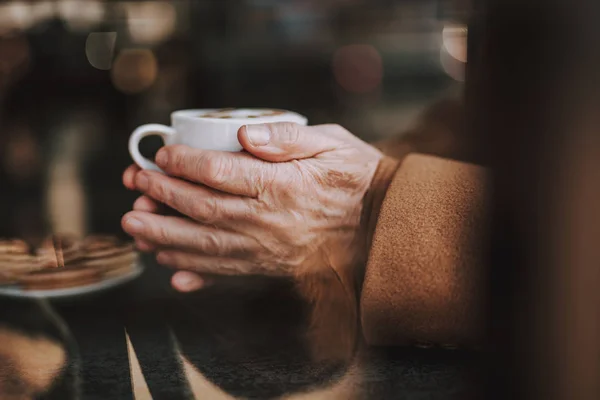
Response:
[238,123,338,162]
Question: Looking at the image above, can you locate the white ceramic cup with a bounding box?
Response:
[129,108,308,172]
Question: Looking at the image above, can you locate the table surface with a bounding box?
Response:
[0,255,477,400]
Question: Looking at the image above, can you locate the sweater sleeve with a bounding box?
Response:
[359,153,489,347]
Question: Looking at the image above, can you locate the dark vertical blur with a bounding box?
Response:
[471,0,600,399]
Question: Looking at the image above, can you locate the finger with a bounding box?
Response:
[133,195,164,214]
[238,122,342,162]
[134,195,181,218]
[123,165,141,190]
[134,170,255,224]
[122,211,259,257]
[171,271,210,292]
[154,145,273,197]
[135,238,156,252]
[157,251,276,276]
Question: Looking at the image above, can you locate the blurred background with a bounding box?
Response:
[0,0,467,243]
[3,3,600,400]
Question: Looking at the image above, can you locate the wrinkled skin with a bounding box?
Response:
[122,123,383,292]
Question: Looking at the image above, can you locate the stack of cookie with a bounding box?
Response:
[17,261,104,291]
[36,234,84,268]
[0,239,41,285]
[80,235,137,279]
[0,234,138,291]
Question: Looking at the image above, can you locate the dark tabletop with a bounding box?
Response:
[0,254,477,400]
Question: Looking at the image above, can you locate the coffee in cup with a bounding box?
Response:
[129,108,308,172]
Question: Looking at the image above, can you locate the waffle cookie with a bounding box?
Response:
[81,238,138,279]
[0,239,44,280]
[36,234,83,268]
[1,234,138,291]
[0,271,17,285]
[0,239,29,255]
[17,265,103,291]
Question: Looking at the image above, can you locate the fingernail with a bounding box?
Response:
[245,125,271,146]
[136,173,149,191]
[173,272,204,292]
[174,273,192,287]
[155,149,168,166]
[125,217,144,232]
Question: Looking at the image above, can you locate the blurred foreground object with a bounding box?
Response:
[470,0,600,399]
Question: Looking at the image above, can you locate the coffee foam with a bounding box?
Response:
[199,108,287,119]
[186,108,307,124]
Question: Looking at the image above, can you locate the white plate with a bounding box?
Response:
[0,262,144,299]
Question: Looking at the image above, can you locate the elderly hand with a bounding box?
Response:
[122,123,383,292]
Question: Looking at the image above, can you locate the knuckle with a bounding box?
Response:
[188,201,205,222]
[192,197,219,223]
[156,225,173,245]
[203,155,230,186]
[205,232,221,251]
[144,175,160,195]
[168,146,187,173]
[198,231,222,254]
[276,123,301,146]
[148,177,172,204]
[146,219,168,243]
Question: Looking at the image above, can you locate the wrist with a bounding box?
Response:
[328,155,401,301]
[295,156,401,302]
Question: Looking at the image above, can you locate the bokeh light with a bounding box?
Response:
[111,49,158,94]
[30,1,56,25]
[332,44,383,94]
[0,2,34,35]
[58,0,106,32]
[440,23,467,82]
[86,32,117,70]
[440,45,465,82]
[122,1,177,45]
[442,24,468,63]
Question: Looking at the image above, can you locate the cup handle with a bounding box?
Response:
[129,124,175,172]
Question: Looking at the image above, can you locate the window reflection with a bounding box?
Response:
[0,1,469,399]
